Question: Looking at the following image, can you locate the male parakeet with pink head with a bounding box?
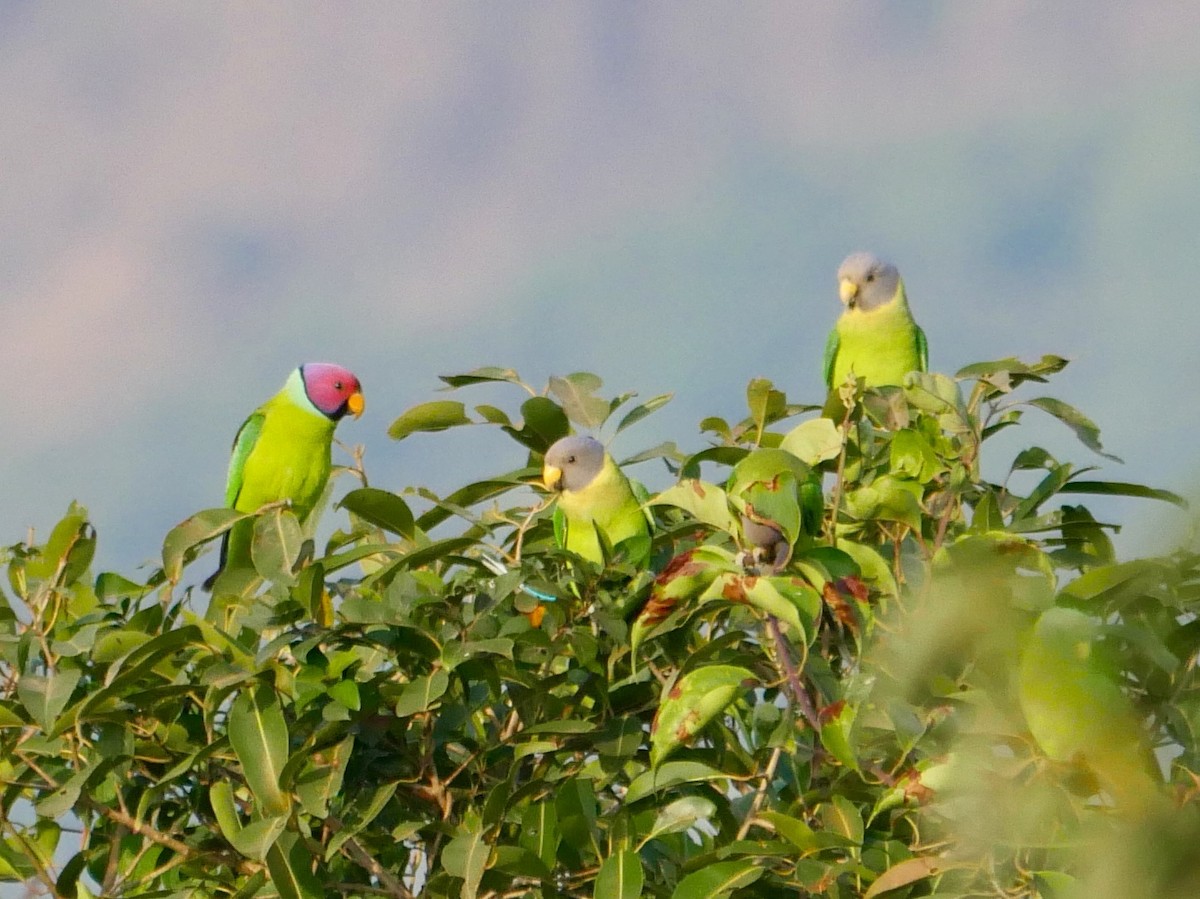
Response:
[542,436,650,566]
[205,363,364,589]
[823,252,928,390]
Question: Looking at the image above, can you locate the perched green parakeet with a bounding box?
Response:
[1018,606,1159,807]
[542,436,650,566]
[205,363,364,589]
[823,252,928,390]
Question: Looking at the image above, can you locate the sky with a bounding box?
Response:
[4,4,1200,581]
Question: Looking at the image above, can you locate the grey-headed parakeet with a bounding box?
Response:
[542,436,650,566]
[823,252,928,390]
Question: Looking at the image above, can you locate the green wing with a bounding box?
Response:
[822,328,840,389]
[798,473,825,538]
[224,412,265,509]
[914,323,929,373]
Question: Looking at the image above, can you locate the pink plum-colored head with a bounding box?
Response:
[299,363,364,421]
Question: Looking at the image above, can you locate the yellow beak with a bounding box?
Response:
[542,464,563,492]
[347,391,365,418]
[839,278,859,305]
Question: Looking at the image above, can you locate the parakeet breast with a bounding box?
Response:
[557,459,647,563]
[235,398,336,519]
[832,296,922,388]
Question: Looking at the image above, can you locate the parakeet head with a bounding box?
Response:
[298,363,365,421]
[836,252,902,312]
[542,436,605,493]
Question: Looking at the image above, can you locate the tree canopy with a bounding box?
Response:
[2,358,1197,898]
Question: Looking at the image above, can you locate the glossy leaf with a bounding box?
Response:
[228,683,290,815]
[595,849,644,899]
[337,487,416,536]
[388,399,473,440]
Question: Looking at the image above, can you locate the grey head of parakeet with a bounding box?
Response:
[543,436,605,493]
[837,251,901,312]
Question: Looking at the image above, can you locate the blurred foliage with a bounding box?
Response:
[1,359,1197,898]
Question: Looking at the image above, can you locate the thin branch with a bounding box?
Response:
[766,617,820,733]
[826,404,855,548]
[736,746,783,840]
[329,821,415,899]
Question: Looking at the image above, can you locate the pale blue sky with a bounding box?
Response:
[4,4,1199,578]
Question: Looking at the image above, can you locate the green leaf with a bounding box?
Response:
[741,577,805,640]
[17,668,81,731]
[890,428,947,483]
[162,508,249,582]
[819,700,859,771]
[296,736,354,818]
[556,778,599,866]
[1026,396,1121,461]
[616,393,673,435]
[651,480,738,535]
[836,541,896,600]
[369,537,477,582]
[549,372,610,430]
[621,763,728,807]
[820,794,864,847]
[864,857,964,899]
[651,665,755,767]
[1011,463,1076,522]
[27,509,95,587]
[211,781,287,862]
[94,571,146,601]
[265,831,324,899]
[474,403,511,425]
[325,783,399,860]
[504,396,570,453]
[228,682,290,815]
[520,801,559,871]
[596,716,643,759]
[1057,480,1187,508]
[1058,559,1163,604]
[780,417,843,465]
[337,487,416,536]
[595,849,644,899]
[843,476,923,529]
[415,471,535,530]
[759,811,822,854]
[646,796,716,842]
[439,366,525,388]
[388,400,473,440]
[251,507,304,584]
[443,829,489,899]
[670,859,763,899]
[746,377,786,437]
[394,669,450,717]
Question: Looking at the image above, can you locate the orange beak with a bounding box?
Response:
[347,391,365,418]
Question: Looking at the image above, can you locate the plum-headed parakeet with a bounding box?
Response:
[823,252,928,390]
[542,436,650,566]
[206,363,364,589]
[1018,606,1159,806]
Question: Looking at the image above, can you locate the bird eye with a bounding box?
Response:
[334,381,343,390]
[567,455,576,464]
[866,272,875,283]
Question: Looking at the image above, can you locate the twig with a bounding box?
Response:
[735,746,783,840]
[826,404,854,548]
[329,821,414,899]
[766,617,820,732]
